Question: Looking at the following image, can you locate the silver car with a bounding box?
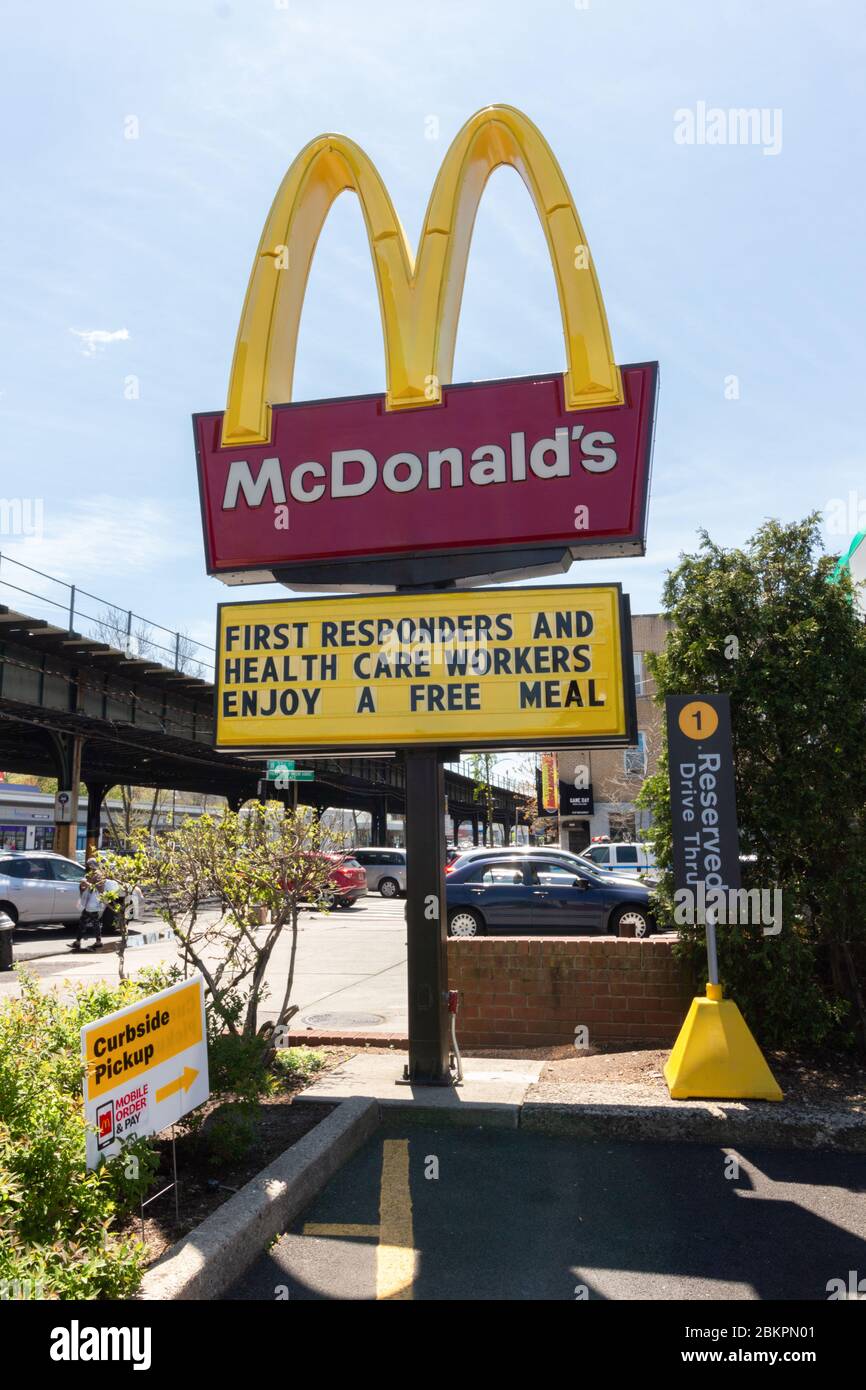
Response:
[0,851,87,928]
[349,847,407,898]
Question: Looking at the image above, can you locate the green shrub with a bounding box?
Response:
[198,1102,258,1168]
[273,1046,326,1080]
[640,517,866,1049]
[174,1012,275,1169]
[0,967,169,1300]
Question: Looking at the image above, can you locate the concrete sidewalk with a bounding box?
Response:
[300,1051,866,1151]
[301,1053,544,1127]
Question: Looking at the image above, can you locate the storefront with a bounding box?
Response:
[0,789,86,854]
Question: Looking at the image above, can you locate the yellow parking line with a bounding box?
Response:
[302,1223,379,1238]
[298,1138,416,1299]
[376,1139,415,1300]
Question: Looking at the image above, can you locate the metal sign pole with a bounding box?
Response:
[403,748,452,1085]
[705,906,720,987]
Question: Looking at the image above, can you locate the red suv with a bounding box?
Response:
[324,854,368,909]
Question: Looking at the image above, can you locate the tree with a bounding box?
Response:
[511,753,555,843]
[466,752,498,844]
[2,772,57,794]
[103,785,166,849]
[640,516,866,1050]
[102,803,344,1041]
[603,722,663,841]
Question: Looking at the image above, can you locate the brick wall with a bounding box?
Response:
[448,936,694,1048]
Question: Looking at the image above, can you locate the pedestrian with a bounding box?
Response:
[100,873,124,937]
[71,858,104,951]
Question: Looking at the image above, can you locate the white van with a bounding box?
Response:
[579,842,656,877]
[349,847,407,898]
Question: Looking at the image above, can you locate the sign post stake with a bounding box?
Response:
[139,1129,180,1241]
[403,747,452,1085]
[705,905,720,988]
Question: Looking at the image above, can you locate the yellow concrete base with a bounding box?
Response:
[664,986,783,1102]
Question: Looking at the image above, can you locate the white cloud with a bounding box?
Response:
[1,495,195,588]
[69,327,130,356]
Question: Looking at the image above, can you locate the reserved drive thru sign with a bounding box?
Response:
[215,583,636,753]
[81,976,209,1168]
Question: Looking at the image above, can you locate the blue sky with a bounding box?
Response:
[1,0,864,673]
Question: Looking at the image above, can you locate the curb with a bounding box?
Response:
[520,1097,866,1151]
[380,1100,521,1129]
[137,1096,379,1301]
[285,1031,409,1048]
[125,928,173,949]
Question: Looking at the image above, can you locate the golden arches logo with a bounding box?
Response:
[222,104,623,447]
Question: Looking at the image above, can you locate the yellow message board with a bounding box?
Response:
[215,584,634,753]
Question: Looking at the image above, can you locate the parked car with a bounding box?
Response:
[349,847,406,898]
[0,907,12,970]
[446,844,641,888]
[0,851,90,928]
[579,841,657,877]
[0,851,137,933]
[321,854,368,908]
[445,853,655,938]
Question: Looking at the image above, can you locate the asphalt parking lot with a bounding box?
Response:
[228,1125,866,1301]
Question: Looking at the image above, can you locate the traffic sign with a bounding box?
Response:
[266,758,294,778]
[54,790,73,823]
[81,976,209,1168]
[663,693,782,1102]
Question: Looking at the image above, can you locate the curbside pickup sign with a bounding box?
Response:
[81,976,209,1168]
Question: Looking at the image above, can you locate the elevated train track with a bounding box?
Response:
[0,600,528,850]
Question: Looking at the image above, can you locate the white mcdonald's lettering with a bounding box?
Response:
[221,429,618,511]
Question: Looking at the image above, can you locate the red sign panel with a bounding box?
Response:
[194,363,656,586]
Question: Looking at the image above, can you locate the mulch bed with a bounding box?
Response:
[122,1049,359,1264]
[462,1042,865,1106]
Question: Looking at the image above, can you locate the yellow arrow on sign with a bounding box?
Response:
[155,1066,199,1104]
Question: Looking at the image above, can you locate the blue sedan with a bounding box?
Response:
[445,854,654,938]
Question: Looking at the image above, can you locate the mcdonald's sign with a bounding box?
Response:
[194,105,657,588]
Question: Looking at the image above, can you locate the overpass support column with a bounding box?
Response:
[372,800,387,844]
[49,732,83,860]
[84,782,107,859]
